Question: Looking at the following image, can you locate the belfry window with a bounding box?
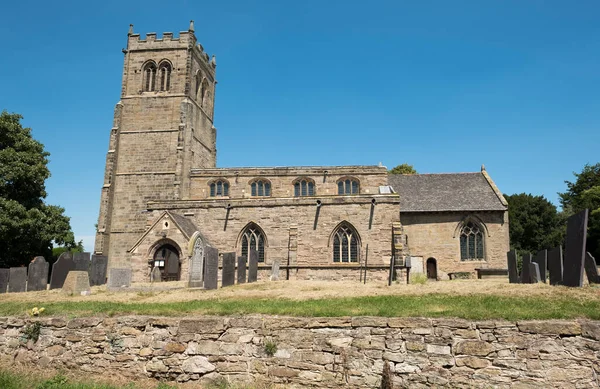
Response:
[251,179,271,197]
[240,223,266,262]
[158,62,172,91]
[332,223,359,263]
[460,221,485,261]
[143,62,157,92]
[337,178,359,195]
[209,180,229,197]
[294,178,315,197]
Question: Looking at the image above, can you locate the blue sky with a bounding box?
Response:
[1,1,599,252]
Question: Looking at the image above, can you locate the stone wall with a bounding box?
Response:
[1,315,599,388]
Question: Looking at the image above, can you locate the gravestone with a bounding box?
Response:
[8,267,27,293]
[73,252,91,272]
[50,252,75,289]
[521,253,532,284]
[188,238,205,288]
[62,271,91,295]
[270,259,281,281]
[150,266,162,282]
[548,246,563,286]
[237,256,247,284]
[563,209,588,287]
[107,268,132,289]
[248,249,258,283]
[407,256,424,273]
[27,256,49,291]
[221,252,235,287]
[506,250,519,283]
[530,262,541,283]
[90,255,108,286]
[584,252,600,284]
[203,246,219,290]
[0,269,9,293]
[533,250,547,283]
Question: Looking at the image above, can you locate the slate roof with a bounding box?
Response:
[168,212,199,239]
[388,172,507,212]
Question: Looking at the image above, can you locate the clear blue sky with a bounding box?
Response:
[1,1,599,252]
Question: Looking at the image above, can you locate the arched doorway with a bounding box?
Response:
[426,258,437,280]
[153,244,180,281]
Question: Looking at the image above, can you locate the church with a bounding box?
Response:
[94,22,509,283]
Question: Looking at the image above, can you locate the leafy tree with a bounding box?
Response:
[388,163,417,175]
[559,163,600,262]
[0,111,75,267]
[504,193,564,254]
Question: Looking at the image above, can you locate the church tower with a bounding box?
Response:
[94,22,217,267]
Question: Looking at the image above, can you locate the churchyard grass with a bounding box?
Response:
[1,279,600,320]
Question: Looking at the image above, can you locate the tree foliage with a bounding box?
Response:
[559,163,600,262]
[0,111,75,267]
[504,193,564,254]
[388,163,417,175]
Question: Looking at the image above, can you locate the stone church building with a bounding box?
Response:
[94,23,509,283]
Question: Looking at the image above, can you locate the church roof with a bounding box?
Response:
[388,172,508,212]
[168,212,199,239]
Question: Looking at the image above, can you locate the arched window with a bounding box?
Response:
[332,222,360,263]
[460,221,485,261]
[209,179,229,197]
[201,79,209,107]
[251,179,271,197]
[143,62,157,92]
[240,223,266,262]
[294,178,315,197]
[158,62,172,91]
[337,178,360,195]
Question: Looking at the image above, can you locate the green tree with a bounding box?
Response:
[504,193,564,254]
[388,163,417,175]
[559,163,600,262]
[0,111,75,267]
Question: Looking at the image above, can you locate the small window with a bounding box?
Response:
[460,221,485,261]
[209,180,229,197]
[294,178,315,197]
[143,62,157,92]
[251,179,271,197]
[332,223,359,263]
[158,62,172,91]
[337,178,360,195]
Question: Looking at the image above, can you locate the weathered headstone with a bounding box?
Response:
[407,256,424,273]
[237,256,247,284]
[107,268,132,289]
[73,252,91,272]
[203,246,218,290]
[521,253,532,284]
[270,259,281,281]
[8,267,27,293]
[563,209,588,287]
[90,255,108,286]
[50,252,75,289]
[530,262,541,283]
[248,249,258,283]
[62,271,91,295]
[27,256,49,291]
[188,238,205,288]
[584,252,600,284]
[533,250,547,283]
[222,252,235,287]
[0,269,9,293]
[507,250,519,283]
[150,266,162,282]
[548,246,563,285]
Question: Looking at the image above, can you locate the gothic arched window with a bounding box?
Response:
[332,222,360,263]
[460,221,485,261]
[209,179,229,197]
[294,178,315,197]
[337,177,360,195]
[240,223,266,262]
[251,179,271,197]
[158,62,172,91]
[143,62,157,92]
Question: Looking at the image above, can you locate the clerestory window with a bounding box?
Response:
[251,179,271,197]
[209,180,229,197]
[294,178,315,197]
[337,178,360,195]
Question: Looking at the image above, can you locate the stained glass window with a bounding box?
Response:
[241,224,266,262]
[251,180,271,197]
[209,180,229,197]
[333,223,359,263]
[337,178,360,195]
[294,179,315,197]
[460,221,485,261]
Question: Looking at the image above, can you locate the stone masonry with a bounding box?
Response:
[1,315,599,388]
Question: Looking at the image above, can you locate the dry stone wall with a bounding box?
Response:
[1,315,599,388]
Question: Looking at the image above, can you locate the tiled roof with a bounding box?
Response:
[388,172,507,212]
[168,212,199,239]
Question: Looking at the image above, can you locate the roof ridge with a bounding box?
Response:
[389,172,482,176]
